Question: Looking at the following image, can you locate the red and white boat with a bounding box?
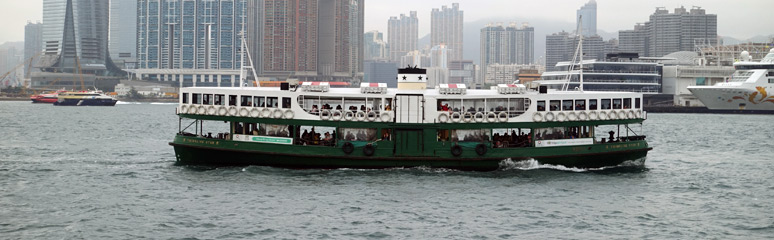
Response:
[30,90,66,103]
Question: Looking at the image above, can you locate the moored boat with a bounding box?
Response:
[53,90,118,106]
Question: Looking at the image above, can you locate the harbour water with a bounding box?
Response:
[1,101,773,239]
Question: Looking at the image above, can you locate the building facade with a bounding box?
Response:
[24,22,43,78]
[545,31,605,71]
[480,22,534,74]
[109,0,137,68]
[448,60,475,86]
[618,6,717,57]
[387,11,418,62]
[576,0,597,37]
[431,3,463,61]
[364,30,388,61]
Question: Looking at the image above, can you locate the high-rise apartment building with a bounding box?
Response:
[109,0,137,67]
[246,0,263,76]
[431,3,463,61]
[448,60,475,86]
[430,44,450,69]
[364,30,388,61]
[388,11,418,62]
[619,6,717,57]
[545,31,606,71]
[24,22,43,78]
[480,22,534,78]
[576,0,597,37]
[40,0,118,75]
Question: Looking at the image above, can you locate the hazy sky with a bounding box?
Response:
[0,0,772,44]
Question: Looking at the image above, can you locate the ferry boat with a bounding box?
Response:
[688,49,774,110]
[30,89,66,103]
[169,66,652,170]
[53,90,118,106]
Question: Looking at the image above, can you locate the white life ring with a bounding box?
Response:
[498,112,508,122]
[588,111,597,120]
[228,106,237,116]
[380,112,391,122]
[332,110,344,121]
[451,112,462,123]
[273,109,283,118]
[320,110,332,120]
[556,112,566,122]
[474,112,485,123]
[567,112,577,121]
[366,111,377,122]
[598,111,607,120]
[463,112,473,123]
[544,112,555,122]
[250,108,261,118]
[438,112,450,123]
[578,112,588,121]
[355,111,367,121]
[636,110,643,119]
[180,105,189,114]
[207,106,217,115]
[344,111,355,121]
[532,112,543,122]
[618,110,626,119]
[284,109,294,119]
[608,110,617,120]
[486,112,497,123]
[218,106,227,116]
[260,108,272,118]
[239,108,249,117]
[198,106,207,115]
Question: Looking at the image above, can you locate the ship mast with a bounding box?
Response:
[578,15,584,92]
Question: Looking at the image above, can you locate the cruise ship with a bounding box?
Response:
[688,49,774,110]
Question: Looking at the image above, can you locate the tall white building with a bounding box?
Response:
[480,22,534,78]
[431,3,463,61]
[619,6,717,58]
[364,30,388,61]
[576,0,597,37]
[388,11,418,62]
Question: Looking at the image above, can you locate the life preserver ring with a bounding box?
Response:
[475,144,487,156]
[451,112,461,123]
[272,109,283,118]
[332,110,344,121]
[598,111,607,120]
[618,110,626,119]
[556,112,566,122]
[532,112,543,122]
[486,112,497,123]
[355,111,367,121]
[474,112,485,123]
[344,111,355,121]
[284,109,294,119]
[636,110,643,119]
[366,111,377,122]
[250,108,261,118]
[608,110,617,120]
[363,144,375,156]
[228,106,237,116]
[498,112,508,122]
[207,106,217,115]
[198,106,207,115]
[578,112,588,121]
[588,111,597,120]
[451,145,463,157]
[320,110,332,120]
[239,108,249,117]
[380,112,391,122]
[438,112,450,123]
[260,108,272,118]
[218,106,227,116]
[463,112,473,123]
[180,105,189,114]
[627,110,635,119]
[567,112,577,121]
[342,142,354,154]
[544,112,555,122]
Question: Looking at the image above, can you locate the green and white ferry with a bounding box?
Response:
[170,66,651,171]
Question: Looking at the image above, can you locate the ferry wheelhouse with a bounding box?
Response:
[170,67,652,171]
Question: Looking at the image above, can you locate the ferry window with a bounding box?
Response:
[537,101,546,111]
[486,98,508,112]
[282,97,291,109]
[562,100,573,111]
[344,98,366,112]
[613,99,622,109]
[320,97,342,111]
[203,94,212,105]
[241,96,252,107]
[381,129,392,141]
[182,93,188,104]
[471,99,486,112]
[508,98,528,115]
[192,93,202,104]
[214,94,225,105]
[451,129,490,142]
[267,97,278,108]
[589,100,598,110]
[635,98,641,108]
[492,128,531,148]
[254,96,265,107]
[258,124,291,138]
[437,129,450,141]
[385,98,393,111]
[298,126,336,146]
[575,100,586,110]
[601,99,611,110]
[623,98,632,109]
[438,99,462,112]
[549,100,560,111]
[228,95,237,106]
[340,128,377,142]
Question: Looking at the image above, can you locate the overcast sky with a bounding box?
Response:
[0,0,772,44]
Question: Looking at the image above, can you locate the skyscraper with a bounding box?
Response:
[480,23,534,74]
[431,3,463,61]
[576,0,597,37]
[545,31,605,71]
[388,11,418,63]
[364,30,388,61]
[24,22,43,78]
[619,6,717,57]
[109,0,137,67]
[40,0,118,75]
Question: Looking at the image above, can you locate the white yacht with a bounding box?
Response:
[688,49,774,110]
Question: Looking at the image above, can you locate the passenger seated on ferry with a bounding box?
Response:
[441,104,450,111]
[323,132,332,141]
[311,105,319,114]
[537,105,545,111]
[335,105,342,110]
[467,106,475,112]
[385,104,392,111]
[360,105,366,112]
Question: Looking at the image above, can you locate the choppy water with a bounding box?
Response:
[1,101,773,239]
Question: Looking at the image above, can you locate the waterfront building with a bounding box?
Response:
[109,0,137,68]
[576,0,597,37]
[364,30,388,61]
[431,3,463,61]
[388,11,418,62]
[540,53,662,93]
[656,51,735,106]
[618,6,717,57]
[24,22,43,78]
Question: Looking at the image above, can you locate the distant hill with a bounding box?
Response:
[721,35,774,45]
[0,41,24,51]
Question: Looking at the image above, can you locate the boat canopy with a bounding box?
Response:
[359,83,388,94]
[496,84,527,94]
[439,84,467,95]
[301,82,330,92]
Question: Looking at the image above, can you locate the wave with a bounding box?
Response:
[497,158,647,172]
[116,101,142,105]
[150,102,178,105]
